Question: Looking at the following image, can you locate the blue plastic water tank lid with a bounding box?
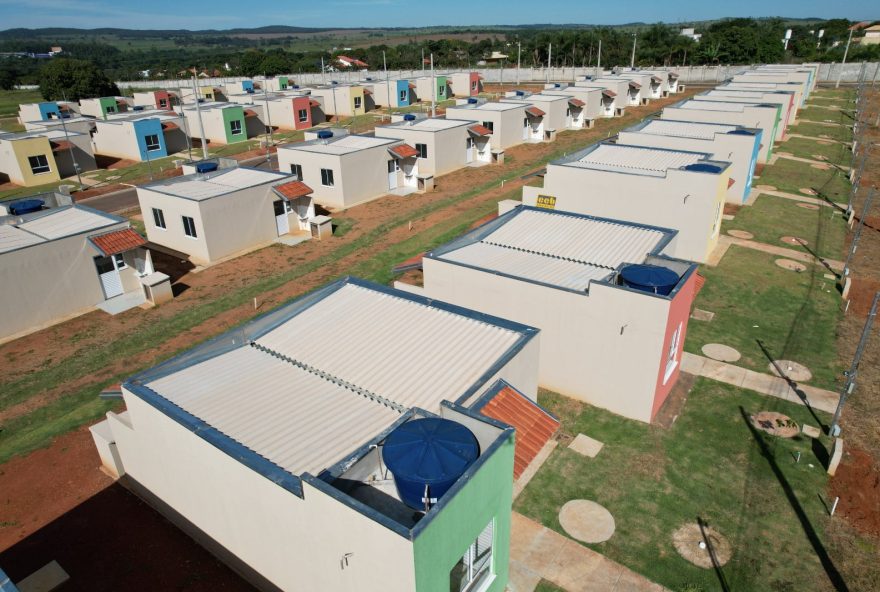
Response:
[293,85,300,89]
[683,162,722,173]
[620,264,680,288]
[467,98,478,104]
[403,114,417,121]
[316,130,334,139]
[132,105,144,111]
[195,162,218,173]
[9,198,44,213]
[515,90,525,96]
[383,418,479,484]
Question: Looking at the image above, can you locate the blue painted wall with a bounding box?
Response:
[133,118,168,161]
[242,80,254,92]
[38,102,60,120]
[743,129,762,201]
[396,79,411,107]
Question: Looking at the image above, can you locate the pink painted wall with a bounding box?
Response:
[155,90,172,111]
[292,96,313,130]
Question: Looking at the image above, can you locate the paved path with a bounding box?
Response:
[784,133,852,146]
[713,234,844,272]
[680,352,839,414]
[773,153,850,172]
[508,513,669,592]
[755,188,847,210]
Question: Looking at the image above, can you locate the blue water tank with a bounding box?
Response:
[132,105,144,111]
[515,90,525,96]
[683,162,722,173]
[382,418,480,511]
[293,85,300,89]
[195,162,218,174]
[316,130,334,139]
[9,199,44,215]
[246,88,255,94]
[620,264,680,296]
[467,98,478,104]
[402,114,417,122]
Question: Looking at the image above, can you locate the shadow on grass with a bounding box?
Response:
[756,339,829,433]
[697,516,731,592]
[740,406,849,592]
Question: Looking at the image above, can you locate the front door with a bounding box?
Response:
[274,199,290,236]
[522,118,529,140]
[466,137,474,162]
[95,255,123,300]
[388,160,399,189]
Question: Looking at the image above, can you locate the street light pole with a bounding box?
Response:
[516,41,521,85]
[630,33,637,69]
[836,28,854,89]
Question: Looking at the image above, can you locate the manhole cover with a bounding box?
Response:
[769,360,812,382]
[796,203,820,210]
[559,500,616,544]
[701,344,741,363]
[775,259,807,272]
[673,523,733,568]
[727,229,754,240]
[751,411,799,438]
[780,236,808,246]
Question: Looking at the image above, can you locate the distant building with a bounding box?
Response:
[680,27,702,42]
[337,55,369,69]
[860,24,880,45]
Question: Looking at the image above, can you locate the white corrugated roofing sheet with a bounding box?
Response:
[17,207,117,239]
[639,119,738,140]
[567,144,704,176]
[679,101,755,112]
[256,283,521,410]
[288,134,397,155]
[148,168,289,200]
[0,224,44,253]
[146,346,402,476]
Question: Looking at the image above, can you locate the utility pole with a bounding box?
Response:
[321,56,326,85]
[422,48,425,75]
[191,75,209,159]
[516,41,521,85]
[630,33,637,69]
[831,291,880,436]
[430,53,436,118]
[836,28,854,89]
[842,189,874,281]
[596,39,602,78]
[546,43,552,84]
[383,50,390,109]
[262,77,274,164]
[58,92,82,189]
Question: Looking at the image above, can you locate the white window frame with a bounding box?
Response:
[320,168,335,187]
[158,98,168,108]
[182,215,198,239]
[152,207,166,230]
[290,164,303,180]
[112,253,127,270]
[229,119,243,136]
[451,519,495,592]
[353,96,362,109]
[481,120,494,133]
[663,322,683,384]
[144,133,161,152]
[399,89,407,102]
[105,105,117,114]
[28,154,51,175]
[297,108,308,123]
[415,143,428,159]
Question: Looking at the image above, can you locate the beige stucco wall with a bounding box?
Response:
[0,137,61,186]
[181,109,229,144]
[660,106,777,162]
[522,164,726,263]
[138,187,211,263]
[200,184,278,261]
[374,126,470,177]
[576,80,629,111]
[544,88,604,121]
[423,258,668,422]
[92,122,142,160]
[0,220,128,340]
[691,95,789,140]
[445,106,527,151]
[106,392,418,592]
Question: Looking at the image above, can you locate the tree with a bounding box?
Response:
[38,58,119,101]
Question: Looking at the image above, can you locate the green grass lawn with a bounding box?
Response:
[810,89,856,101]
[0,179,71,201]
[758,157,851,203]
[788,121,853,143]
[0,89,42,118]
[0,117,25,133]
[685,246,843,390]
[796,106,853,125]
[534,580,565,592]
[724,194,846,261]
[515,380,835,592]
[777,137,852,166]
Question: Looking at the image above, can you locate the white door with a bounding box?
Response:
[274,200,290,236]
[388,160,399,189]
[530,120,543,140]
[466,137,474,162]
[404,159,418,187]
[95,256,123,299]
[522,118,529,140]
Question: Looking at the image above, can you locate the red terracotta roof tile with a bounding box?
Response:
[468,124,493,136]
[50,140,73,152]
[480,385,559,479]
[273,180,313,199]
[162,121,178,131]
[567,98,586,107]
[728,177,736,188]
[363,88,372,95]
[602,89,617,98]
[628,81,642,89]
[91,228,146,256]
[525,106,545,117]
[388,143,419,159]
[243,108,258,118]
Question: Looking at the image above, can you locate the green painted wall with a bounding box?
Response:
[436,76,448,100]
[766,104,781,160]
[412,432,514,592]
[222,106,247,144]
[99,97,118,119]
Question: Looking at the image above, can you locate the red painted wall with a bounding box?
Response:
[470,73,480,96]
[292,96,312,130]
[155,90,172,111]
[650,269,699,420]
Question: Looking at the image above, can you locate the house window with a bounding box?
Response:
[481,121,494,132]
[106,105,117,114]
[144,134,161,152]
[290,164,303,180]
[450,520,494,592]
[320,168,334,187]
[354,96,362,109]
[415,143,428,159]
[27,154,51,175]
[399,89,407,102]
[663,322,683,384]
[297,108,308,122]
[471,81,477,91]
[158,98,168,108]
[229,119,243,136]
[112,253,127,269]
[182,215,198,238]
[152,207,166,229]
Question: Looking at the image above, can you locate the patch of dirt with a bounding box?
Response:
[780,235,809,246]
[847,278,880,317]
[750,411,800,438]
[723,203,742,216]
[796,203,820,210]
[672,522,733,568]
[775,258,807,272]
[727,229,753,240]
[653,372,695,429]
[829,447,880,539]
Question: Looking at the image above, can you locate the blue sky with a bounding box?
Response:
[0,0,876,30]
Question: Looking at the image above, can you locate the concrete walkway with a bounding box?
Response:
[710,234,844,271]
[680,352,839,414]
[508,513,669,592]
[793,120,851,128]
[755,188,847,210]
[784,133,852,146]
[773,153,850,173]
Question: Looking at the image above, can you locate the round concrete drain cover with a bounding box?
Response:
[559,500,616,544]
[796,203,820,210]
[775,259,807,272]
[799,187,818,195]
[780,236,808,246]
[769,360,812,382]
[701,344,741,363]
[673,523,732,568]
[751,411,799,438]
[811,154,828,161]
[727,229,754,240]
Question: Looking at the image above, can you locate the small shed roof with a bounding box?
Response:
[467,124,493,136]
[90,227,147,256]
[273,180,313,199]
[525,106,545,117]
[388,143,420,159]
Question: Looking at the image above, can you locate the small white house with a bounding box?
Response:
[542,84,605,123]
[374,116,487,176]
[444,100,535,149]
[695,88,798,127]
[137,167,313,265]
[574,79,629,116]
[501,92,571,134]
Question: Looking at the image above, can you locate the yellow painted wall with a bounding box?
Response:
[12,137,61,186]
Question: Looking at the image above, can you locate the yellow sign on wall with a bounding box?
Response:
[536,195,556,209]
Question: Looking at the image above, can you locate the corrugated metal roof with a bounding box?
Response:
[146,346,402,476]
[566,144,704,176]
[639,119,738,140]
[145,168,289,200]
[0,225,43,253]
[17,207,118,239]
[287,134,398,155]
[679,101,755,112]
[256,283,522,410]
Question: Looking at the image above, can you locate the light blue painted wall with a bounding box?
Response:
[133,118,168,161]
